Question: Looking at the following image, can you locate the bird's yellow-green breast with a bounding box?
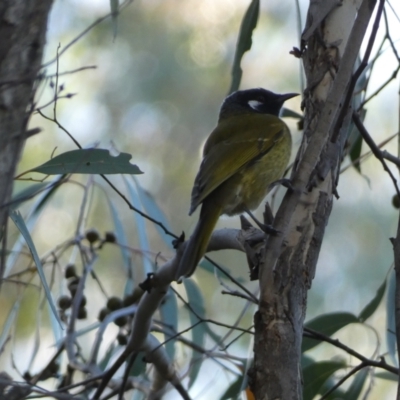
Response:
[190,113,291,216]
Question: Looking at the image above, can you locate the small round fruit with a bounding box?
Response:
[107,296,123,311]
[98,307,110,322]
[58,295,72,310]
[104,232,116,243]
[86,229,100,243]
[114,316,128,327]
[65,264,77,279]
[77,307,87,320]
[117,333,128,345]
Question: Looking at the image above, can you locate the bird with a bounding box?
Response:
[176,88,298,279]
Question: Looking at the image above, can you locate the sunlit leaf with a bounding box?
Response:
[229,0,259,93]
[303,360,346,400]
[302,312,358,352]
[358,277,386,322]
[9,211,62,328]
[31,149,143,175]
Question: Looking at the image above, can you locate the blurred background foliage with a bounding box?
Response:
[3,0,400,398]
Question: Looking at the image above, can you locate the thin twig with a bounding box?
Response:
[352,112,400,197]
[304,327,398,374]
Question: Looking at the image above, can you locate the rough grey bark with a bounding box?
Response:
[0,0,54,279]
[248,0,378,398]
[394,220,400,400]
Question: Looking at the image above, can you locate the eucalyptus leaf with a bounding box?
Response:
[386,270,397,366]
[302,312,358,352]
[375,371,398,381]
[229,0,259,93]
[342,367,368,399]
[183,278,206,388]
[159,289,178,360]
[358,277,386,322]
[9,211,62,328]
[220,375,244,400]
[303,360,346,400]
[110,0,119,38]
[124,177,153,275]
[133,177,174,249]
[129,351,147,376]
[31,149,143,175]
[11,182,48,209]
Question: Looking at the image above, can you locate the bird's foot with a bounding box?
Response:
[245,207,279,235]
[258,223,279,235]
[270,178,294,191]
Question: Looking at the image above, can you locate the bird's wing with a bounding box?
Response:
[189,119,286,214]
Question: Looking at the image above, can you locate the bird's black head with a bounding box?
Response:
[219,88,298,120]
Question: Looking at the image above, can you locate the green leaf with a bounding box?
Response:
[386,270,397,366]
[129,351,147,376]
[9,211,62,328]
[229,0,260,93]
[302,312,358,352]
[11,182,48,209]
[375,371,398,381]
[348,109,366,174]
[5,175,65,278]
[183,278,206,388]
[107,198,132,281]
[110,0,119,38]
[0,302,20,353]
[132,177,174,249]
[220,375,244,400]
[319,378,346,400]
[303,360,346,400]
[124,177,153,275]
[358,278,386,322]
[159,289,178,360]
[31,149,143,175]
[342,367,368,399]
[301,355,315,368]
[98,343,116,371]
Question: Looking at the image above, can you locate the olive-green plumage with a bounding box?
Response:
[177,88,297,279]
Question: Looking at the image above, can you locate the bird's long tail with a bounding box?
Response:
[176,202,222,280]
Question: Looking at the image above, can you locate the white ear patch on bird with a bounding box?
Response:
[248,100,263,110]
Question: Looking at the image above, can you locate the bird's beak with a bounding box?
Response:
[280,93,299,102]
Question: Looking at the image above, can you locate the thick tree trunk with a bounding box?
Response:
[0,0,53,279]
[249,0,378,398]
